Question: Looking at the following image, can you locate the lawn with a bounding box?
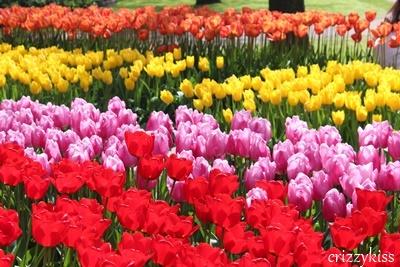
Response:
[114,0,392,17]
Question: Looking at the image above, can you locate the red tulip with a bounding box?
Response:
[0,207,22,247]
[52,159,85,194]
[137,155,165,180]
[0,249,14,267]
[166,154,193,181]
[351,207,387,237]
[355,188,393,212]
[183,177,209,204]
[125,131,154,158]
[31,202,66,247]
[208,169,239,196]
[330,217,366,251]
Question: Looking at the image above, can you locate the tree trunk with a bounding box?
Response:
[269,0,305,13]
[195,0,221,6]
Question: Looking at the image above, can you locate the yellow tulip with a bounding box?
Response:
[356,106,368,122]
[297,66,308,77]
[216,56,224,69]
[193,99,204,111]
[186,56,195,68]
[29,81,42,95]
[287,92,299,106]
[160,90,174,105]
[243,99,256,112]
[173,48,182,60]
[0,75,6,87]
[119,67,128,79]
[364,96,376,112]
[202,92,213,108]
[223,108,233,123]
[56,78,69,93]
[372,114,382,122]
[198,57,210,72]
[331,110,345,126]
[270,90,282,105]
[124,77,135,91]
[179,79,194,98]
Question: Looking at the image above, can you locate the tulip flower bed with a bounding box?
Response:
[0,4,390,71]
[2,42,400,143]
[0,97,400,266]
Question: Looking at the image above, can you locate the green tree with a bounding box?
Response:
[269,0,305,13]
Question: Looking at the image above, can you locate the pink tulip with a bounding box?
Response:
[287,152,311,180]
[117,142,137,168]
[244,158,276,190]
[52,105,70,129]
[79,119,96,138]
[322,153,350,185]
[226,129,251,158]
[152,130,170,156]
[66,142,91,163]
[192,157,210,178]
[358,122,391,148]
[6,130,25,147]
[318,125,341,146]
[231,110,252,130]
[246,187,268,207]
[146,111,173,135]
[44,139,62,162]
[107,96,126,115]
[212,159,235,174]
[249,117,272,142]
[249,132,270,161]
[322,188,346,221]
[58,130,80,152]
[98,111,118,138]
[288,173,313,212]
[311,170,332,200]
[377,162,400,191]
[103,155,125,172]
[90,135,103,156]
[295,140,321,171]
[117,109,137,127]
[273,140,295,173]
[339,163,377,197]
[167,178,186,202]
[388,131,400,160]
[136,173,157,191]
[203,129,227,160]
[285,116,308,144]
[357,145,382,170]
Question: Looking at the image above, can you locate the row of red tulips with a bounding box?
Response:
[1,129,400,266]
[0,4,394,45]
